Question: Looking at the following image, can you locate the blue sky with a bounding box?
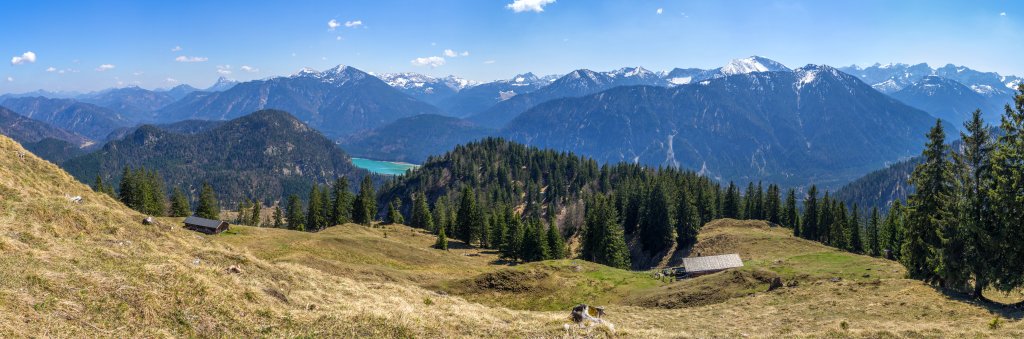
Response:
[2,0,1021,92]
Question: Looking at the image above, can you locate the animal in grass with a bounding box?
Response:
[570,304,606,324]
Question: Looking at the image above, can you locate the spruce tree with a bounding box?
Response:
[867,207,881,256]
[954,109,996,297]
[765,184,781,224]
[307,185,326,231]
[119,167,136,210]
[196,183,220,220]
[848,205,863,253]
[456,187,477,245]
[723,181,741,219]
[386,201,401,225]
[903,120,952,283]
[286,194,305,231]
[582,195,630,269]
[250,200,261,227]
[273,205,284,228]
[521,219,549,262]
[675,187,700,247]
[783,188,799,230]
[353,176,377,225]
[329,177,352,226]
[170,187,191,217]
[989,85,1024,292]
[546,219,565,259]
[639,183,674,254]
[410,192,434,230]
[800,185,819,239]
[434,222,448,250]
[489,208,508,250]
[501,211,524,262]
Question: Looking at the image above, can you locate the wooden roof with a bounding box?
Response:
[682,253,743,273]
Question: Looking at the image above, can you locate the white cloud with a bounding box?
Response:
[328,19,341,30]
[444,49,457,57]
[96,64,115,72]
[336,36,343,41]
[1000,12,1007,16]
[171,45,182,52]
[506,0,555,13]
[133,71,144,76]
[10,51,37,65]
[461,51,470,57]
[483,60,496,64]
[46,66,57,72]
[6,76,12,82]
[411,56,446,68]
[166,78,178,83]
[657,8,663,15]
[240,65,259,73]
[217,65,232,75]
[175,55,208,63]
[345,20,362,28]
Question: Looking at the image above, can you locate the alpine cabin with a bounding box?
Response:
[183,216,229,234]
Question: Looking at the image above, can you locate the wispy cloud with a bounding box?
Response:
[96,64,115,72]
[240,65,259,73]
[345,20,363,28]
[411,56,446,68]
[506,0,555,13]
[46,66,57,72]
[656,8,663,15]
[217,65,232,75]
[444,49,470,57]
[10,51,36,65]
[166,78,178,83]
[1000,12,1007,16]
[171,45,182,52]
[328,19,341,30]
[483,60,497,64]
[175,55,208,63]
[6,76,13,82]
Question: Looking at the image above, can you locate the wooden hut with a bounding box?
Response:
[183,216,229,234]
[676,253,743,278]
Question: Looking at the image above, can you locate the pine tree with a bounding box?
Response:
[867,207,881,256]
[639,183,674,254]
[119,167,137,210]
[582,195,630,269]
[742,182,756,219]
[329,177,352,226]
[989,85,1024,293]
[501,211,524,262]
[675,187,700,248]
[434,222,448,250]
[306,185,326,231]
[489,209,508,250]
[286,194,305,231]
[250,200,261,227]
[783,188,799,230]
[903,120,952,283]
[144,170,167,216]
[521,219,549,262]
[456,187,478,245]
[353,175,377,225]
[236,200,249,224]
[765,184,781,224]
[170,187,191,217]
[546,219,565,259]
[954,109,996,297]
[848,204,863,253]
[196,182,220,220]
[273,204,284,228]
[410,192,434,230]
[882,201,906,260]
[800,185,819,239]
[723,181,741,219]
[432,196,450,235]
[386,201,401,225]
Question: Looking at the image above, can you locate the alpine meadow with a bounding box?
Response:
[3,1,1024,337]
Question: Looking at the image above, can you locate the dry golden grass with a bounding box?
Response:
[2,134,1023,337]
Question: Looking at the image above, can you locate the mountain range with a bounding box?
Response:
[61,110,371,205]
[0,97,130,140]
[0,105,94,163]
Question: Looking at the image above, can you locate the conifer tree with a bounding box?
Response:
[434,222,448,250]
[456,187,478,244]
[286,194,305,231]
[765,184,781,224]
[273,204,284,228]
[953,109,996,297]
[800,185,819,239]
[432,196,450,235]
[675,187,700,247]
[489,209,508,250]
[119,167,137,210]
[723,181,741,219]
[521,219,549,262]
[196,182,220,220]
[988,85,1024,293]
[410,192,434,230]
[783,188,799,230]
[903,120,952,283]
[250,200,261,226]
[742,182,756,219]
[867,207,881,256]
[306,185,326,231]
[501,211,524,262]
[639,183,674,254]
[882,201,906,259]
[386,201,401,225]
[582,195,629,269]
[329,177,352,226]
[145,170,168,217]
[848,204,863,253]
[546,219,565,259]
[170,187,191,217]
[353,175,377,225]
[237,200,249,224]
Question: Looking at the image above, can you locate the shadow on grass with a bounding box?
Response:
[929,285,1024,320]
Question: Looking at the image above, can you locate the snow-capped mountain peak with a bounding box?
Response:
[720,56,791,75]
[206,76,239,92]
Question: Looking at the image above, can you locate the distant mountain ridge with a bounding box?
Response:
[62,110,371,205]
[0,97,130,140]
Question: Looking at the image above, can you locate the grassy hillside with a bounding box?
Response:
[3,134,1023,337]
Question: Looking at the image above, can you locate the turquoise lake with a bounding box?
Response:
[351,158,419,176]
